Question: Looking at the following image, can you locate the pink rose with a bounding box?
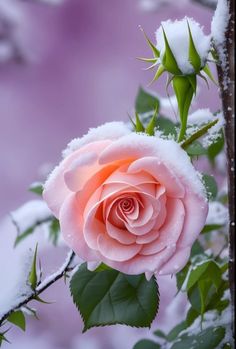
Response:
[43,122,208,278]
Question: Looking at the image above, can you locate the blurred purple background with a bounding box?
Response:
[0,0,219,348]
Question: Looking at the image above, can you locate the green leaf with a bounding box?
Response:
[207,130,224,161]
[8,311,26,331]
[153,329,167,339]
[94,263,112,272]
[29,182,44,196]
[185,141,207,156]
[186,307,199,326]
[166,321,186,341]
[156,116,177,138]
[181,119,219,150]
[14,226,35,247]
[49,218,60,246]
[162,27,181,75]
[145,107,158,136]
[29,244,38,290]
[176,262,190,292]
[133,339,160,349]
[135,87,160,114]
[14,216,53,247]
[190,240,204,258]
[201,174,218,200]
[135,112,145,132]
[70,263,159,332]
[201,224,224,234]
[187,260,222,291]
[169,326,225,349]
[187,21,202,73]
[187,261,222,315]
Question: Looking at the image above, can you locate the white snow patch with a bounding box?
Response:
[10,200,52,233]
[206,201,229,226]
[0,249,34,319]
[188,108,215,125]
[156,17,211,74]
[62,121,131,158]
[211,0,230,90]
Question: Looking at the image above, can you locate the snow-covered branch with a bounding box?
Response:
[0,250,75,327]
[212,0,235,334]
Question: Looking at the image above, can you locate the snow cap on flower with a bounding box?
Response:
[155,17,211,75]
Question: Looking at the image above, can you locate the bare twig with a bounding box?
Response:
[0,250,75,326]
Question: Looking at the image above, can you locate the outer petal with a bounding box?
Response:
[43,140,111,217]
[178,189,208,248]
[128,157,185,198]
[59,193,101,261]
[103,243,176,275]
[158,246,191,275]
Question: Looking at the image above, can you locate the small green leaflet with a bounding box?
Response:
[201,174,218,200]
[0,330,10,346]
[135,87,160,114]
[28,244,38,290]
[70,263,159,332]
[49,218,60,246]
[29,182,44,196]
[7,311,26,331]
[133,339,160,349]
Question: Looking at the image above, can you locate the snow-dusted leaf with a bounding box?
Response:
[207,130,224,161]
[187,260,221,291]
[201,174,218,200]
[70,263,159,332]
[166,321,186,341]
[156,116,177,137]
[169,326,225,349]
[185,141,207,156]
[7,310,25,331]
[135,87,160,114]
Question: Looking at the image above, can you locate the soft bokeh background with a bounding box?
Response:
[0,0,219,348]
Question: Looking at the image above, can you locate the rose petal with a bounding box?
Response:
[97,234,142,262]
[140,199,185,255]
[59,193,101,261]
[103,243,176,275]
[106,221,136,245]
[128,157,185,198]
[43,140,111,217]
[158,246,191,275]
[178,190,208,247]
